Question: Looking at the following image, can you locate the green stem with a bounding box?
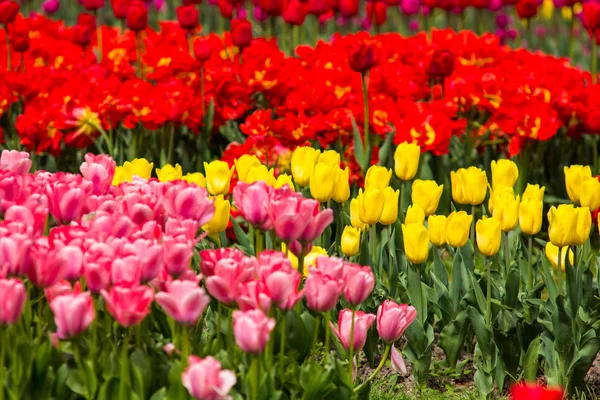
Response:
[292,25,299,55]
[5,26,11,71]
[527,236,534,292]
[416,263,425,322]
[354,344,391,392]
[569,6,575,60]
[95,11,103,62]
[227,309,233,348]
[0,327,5,400]
[324,312,331,352]
[282,23,288,55]
[166,123,175,165]
[525,18,532,49]
[251,356,259,400]
[387,226,394,297]
[557,247,563,296]
[279,314,286,377]
[200,66,205,117]
[136,33,143,80]
[592,38,598,84]
[369,225,377,269]
[399,181,405,223]
[470,204,476,248]
[504,232,510,278]
[119,330,130,400]
[297,245,306,276]
[593,135,599,175]
[348,308,356,379]
[312,15,319,47]
[216,303,222,347]
[74,342,90,400]
[361,72,370,156]
[311,316,320,356]
[181,325,190,361]
[255,229,263,254]
[485,257,492,329]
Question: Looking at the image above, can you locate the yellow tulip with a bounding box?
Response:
[428,215,447,247]
[492,192,520,232]
[490,159,519,190]
[156,163,183,182]
[350,198,367,230]
[283,244,328,276]
[488,185,514,215]
[580,177,600,211]
[203,195,230,233]
[318,150,341,167]
[246,165,276,186]
[522,184,545,203]
[545,242,574,272]
[564,165,592,204]
[365,165,392,190]
[476,216,502,256]
[235,154,262,182]
[332,167,350,203]
[405,204,425,225]
[275,173,295,191]
[358,188,385,225]
[182,172,206,187]
[547,204,591,247]
[112,167,125,186]
[341,226,361,257]
[402,223,430,264]
[380,187,400,225]
[113,158,154,185]
[204,161,234,195]
[451,167,488,206]
[519,198,543,236]
[411,180,444,216]
[445,211,473,248]
[310,163,339,203]
[394,142,420,181]
[291,146,320,187]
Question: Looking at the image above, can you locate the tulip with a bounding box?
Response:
[476,217,502,256]
[291,146,320,187]
[203,195,231,234]
[445,211,473,248]
[205,258,254,305]
[232,309,276,354]
[330,309,376,351]
[176,5,199,31]
[283,245,328,275]
[488,184,514,215]
[1,150,32,175]
[428,215,447,247]
[427,49,454,80]
[79,153,116,195]
[204,161,234,196]
[357,188,385,225]
[50,292,95,339]
[394,142,420,181]
[193,38,212,63]
[380,188,400,225]
[402,223,430,264]
[451,167,488,205]
[234,154,262,182]
[365,165,392,190]
[547,204,591,247]
[493,192,520,232]
[155,280,210,325]
[411,180,444,216]
[231,18,253,49]
[126,0,148,32]
[233,181,273,230]
[346,41,377,73]
[181,356,237,400]
[112,158,154,185]
[509,383,564,400]
[310,163,339,203]
[46,183,89,225]
[163,184,215,226]
[516,0,538,19]
[283,0,307,24]
[391,345,408,375]
[245,165,276,186]
[0,1,19,25]
[405,204,425,225]
[519,198,543,236]
[29,244,66,288]
[350,198,367,230]
[256,252,305,310]
[236,280,272,312]
[101,285,154,327]
[564,165,592,204]
[522,184,545,202]
[341,226,361,257]
[156,163,183,182]
[490,159,519,190]
[274,174,295,191]
[581,177,600,211]
[111,0,128,19]
[376,300,417,343]
[332,167,350,203]
[199,248,246,277]
[0,279,26,325]
[545,242,574,272]
[318,150,341,166]
[305,267,344,312]
[182,172,206,188]
[343,264,375,305]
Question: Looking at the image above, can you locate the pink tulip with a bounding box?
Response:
[255,251,304,310]
[60,245,85,282]
[232,181,273,230]
[205,257,254,305]
[0,234,33,277]
[236,280,272,312]
[199,248,246,277]
[330,309,376,351]
[181,355,237,400]
[297,201,334,243]
[163,235,194,277]
[305,268,343,312]
[0,278,26,324]
[121,192,159,226]
[163,342,176,356]
[50,292,95,339]
[343,264,375,306]
[391,345,408,375]
[111,256,142,287]
[166,218,199,242]
[0,150,32,175]
[101,285,154,327]
[5,203,48,235]
[155,280,210,325]
[83,242,113,293]
[232,309,276,354]
[130,239,163,282]
[45,281,82,303]
[46,179,91,224]
[269,189,311,242]
[28,240,65,287]
[79,153,116,195]
[43,0,60,13]
[314,255,346,281]
[376,300,417,343]
[162,184,215,225]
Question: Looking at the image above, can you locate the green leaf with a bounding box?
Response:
[505,268,520,309]
[377,132,395,167]
[130,349,152,400]
[438,310,469,368]
[65,369,87,398]
[229,216,254,255]
[299,362,335,399]
[433,247,448,287]
[149,388,167,400]
[467,307,493,356]
[523,336,541,383]
[449,252,462,313]
[351,115,369,172]
[552,295,573,362]
[167,361,187,400]
[98,378,121,400]
[540,257,558,302]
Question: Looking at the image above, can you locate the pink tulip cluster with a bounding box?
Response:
[233,181,334,255]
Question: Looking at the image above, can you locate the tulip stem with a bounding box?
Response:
[348,308,356,379]
[485,257,492,330]
[388,226,396,298]
[569,5,575,61]
[200,66,206,118]
[95,10,103,63]
[279,313,286,377]
[119,330,130,400]
[557,247,563,296]
[74,342,91,400]
[592,39,598,85]
[181,325,190,361]
[0,327,5,400]
[216,303,222,347]
[297,245,306,276]
[251,356,259,400]
[324,312,331,352]
[136,33,143,80]
[504,232,510,277]
[361,72,370,158]
[5,26,11,71]
[311,316,320,357]
[470,205,476,250]
[399,182,405,223]
[354,344,391,392]
[527,236,534,292]
[369,225,377,271]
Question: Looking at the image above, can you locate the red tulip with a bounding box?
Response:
[366,1,387,27]
[230,18,253,49]
[126,0,148,32]
[516,0,538,19]
[50,292,95,339]
[111,0,130,19]
[193,37,212,63]
[582,2,600,34]
[427,49,455,79]
[330,309,376,351]
[182,356,237,400]
[9,24,29,53]
[232,309,276,354]
[338,0,358,18]
[376,300,417,343]
[177,4,199,31]
[283,0,307,24]
[346,40,377,73]
[260,0,283,16]
[0,1,19,25]
[218,0,234,18]
[0,278,26,324]
[81,0,104,10]
[101,285,154,327]
[509,383,564,400]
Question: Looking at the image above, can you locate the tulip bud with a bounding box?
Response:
[564,165,592,204]
[182,356,237,400]
[346,41,377,73]
[580,177,600,211]
[204,160,235,195]
[0,278,26,324]
[310,163,339,203]
[274,173,295,191]
[0,1,20,25]
[331,309,376,351]
[111,0,128,19]
[357,188,385,225]
[376,300,417,343]
[380,187,400,225]
[43,0,60,13]
[126,0,148,32]
[156,163,183,182]
[246,165,276,186]
[339,0,358,17]
[428,215,447,247]
[318,150,341,166]
[516,0,538,19]
[490,159,519,190]
[341,226,361,257]
[203,195,231,234]
[177,5,199,31]
[493,192,520,232]
[545,242,574,272]
[193,37,212,63]
[343,264,375,305]
[182,172,206,187]
[230,18,253,49]
[350,198,367,230]
[488,184,514,215]
[445,211,472,248]
[394,142,420,181]
[522,184,545,202]
[427,49,454,79]
[519,198,543,236]
[365,165,392,190]
[405,204,425,225]
[476,216,502,256]
[234,154,262,182]
[451,167,488,206]
[50,292,95,339]
[332,167,350,203]
[291,146,320,187]
[402,223,430,264]
[547,204,592,247]
[282,0,308,25]
[411,180,444,216]
[232,309,276,354]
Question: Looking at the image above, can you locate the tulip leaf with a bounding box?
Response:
[523,336,541,382]
[505,268,520,309]
[166,361,187,400]
[98,378,121,400]
[407,263,427,323]
[540,257,558,302]
[377,132,395,167]
[148,388,167,400]
[438,310,469,368]
[467,307,493,356]
[229,216,254,256]
[65,369,87,398]
[552,295,573,361]
[449,251,462,313]
[351,115,369,172]
[433,247,448,287]
[467,270,487,317]
[299,361,335,399]
[130,349,152,400]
